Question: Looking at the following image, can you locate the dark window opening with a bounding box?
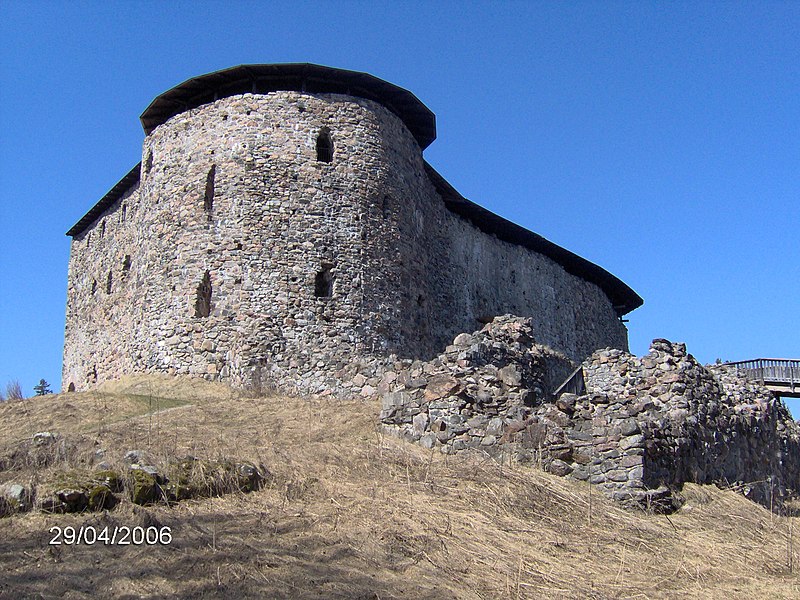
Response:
[382,196,390,219]
[204,165,216,216]
[99,220,105,239]
[91,279,97,295]
[195,271,212,318]
[106,270,112,294]
[86,233,90,248]
[121,204,127,223]
[67,382,76,392]
[122,255,131,276]
[316,129,333,163]
[144,150,153,174]
[314,266,333,298]
[417,294,424,307]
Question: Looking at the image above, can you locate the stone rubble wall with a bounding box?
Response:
[63,90,628,395]
[380,315,576,452]
[380,318,800,511]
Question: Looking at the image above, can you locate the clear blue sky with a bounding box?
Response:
[0,2,797,410]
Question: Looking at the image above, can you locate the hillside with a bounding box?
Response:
[0,375,798,599]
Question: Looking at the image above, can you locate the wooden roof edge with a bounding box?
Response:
[66,163,141,238]
[423,162,643,316]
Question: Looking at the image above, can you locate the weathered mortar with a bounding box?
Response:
[63,67,633,396]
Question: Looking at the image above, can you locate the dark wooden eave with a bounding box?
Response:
[424,162,643,316]
[65,163,140,238]
[139,63,437,150]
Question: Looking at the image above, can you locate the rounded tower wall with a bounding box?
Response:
[64,90,426,392]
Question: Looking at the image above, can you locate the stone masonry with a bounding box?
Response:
[381,317,800,511]
[63,65,640,395]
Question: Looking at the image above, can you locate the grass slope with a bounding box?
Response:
[0,374,798,599]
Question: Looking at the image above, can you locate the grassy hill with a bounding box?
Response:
[0,375,798,599]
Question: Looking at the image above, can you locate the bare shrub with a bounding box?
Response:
[5,381,23,401]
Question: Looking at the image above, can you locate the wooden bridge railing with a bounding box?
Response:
[723,358,800,392]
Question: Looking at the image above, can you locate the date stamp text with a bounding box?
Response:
[48,525,172,546]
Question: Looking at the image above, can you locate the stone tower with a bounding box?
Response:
[63,64,641,395]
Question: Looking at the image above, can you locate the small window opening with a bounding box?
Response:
[121,204,127,223]
[195,271,212,318]
[316,129,333,163]
[382,196,390,219]
[86,233,91,248]
[204,165,216,217]
[67,382,76,393]
[99,220,105,239]
[314,265,333,298]
[122,255,131,276]
[144,150,153,174]
[91,279,97,295]
[106,270,112,294]
[417,294,424,307]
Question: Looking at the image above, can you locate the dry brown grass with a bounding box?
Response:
[0,374,798,599]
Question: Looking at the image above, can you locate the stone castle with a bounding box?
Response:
[62,63,641,395]
[63,64,800,510]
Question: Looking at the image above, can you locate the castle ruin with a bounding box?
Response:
[62,63,641,395]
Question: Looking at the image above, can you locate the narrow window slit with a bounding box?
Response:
[316,129,333,163]
[204,165,216,217]
[195,271,212,317]
[122,255,131,276]
[106,270,112,294]
[314,265,334,298]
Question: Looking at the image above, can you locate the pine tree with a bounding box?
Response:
[33,379,52,396]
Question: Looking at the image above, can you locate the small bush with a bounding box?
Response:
[5,381,23,401]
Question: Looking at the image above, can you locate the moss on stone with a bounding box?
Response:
[88,484,118,510]
[129,469,158,505]
[93,469,123,493]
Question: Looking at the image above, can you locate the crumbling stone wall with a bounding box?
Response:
[381,318,800,511]
[63,88,628,395]
[581,343,800,507]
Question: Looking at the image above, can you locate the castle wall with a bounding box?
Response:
[381,327,800,512]
[63,91,628,394]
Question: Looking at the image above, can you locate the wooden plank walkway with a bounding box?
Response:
[723,358,800,398]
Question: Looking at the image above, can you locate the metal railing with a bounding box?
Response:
[723,358,800,392]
